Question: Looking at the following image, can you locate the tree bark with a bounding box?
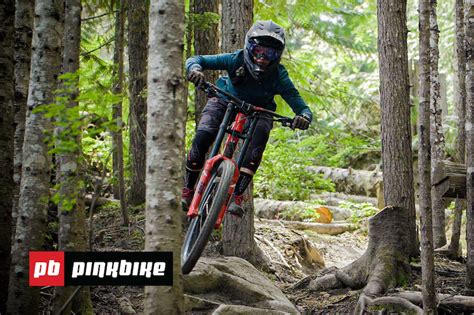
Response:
[378,0,418,258]
[12,0,34,236]
[309,207,411,303]
[193,0,219,125]
[419,0,437,311]
[128,0,148,206]
[430,0,446,248]
[449,0,468,259]
[52,1,93,313]
[0,0,15,311]
[306,1,429,311]
[220,0,265,267]
[7,1,64,313]
[465,0,474,290]
[430,0,447,249]
[146,0,185,312]
[111,0,129,226]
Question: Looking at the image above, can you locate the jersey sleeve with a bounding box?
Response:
[276,66,313,122]
[185,53,236,74]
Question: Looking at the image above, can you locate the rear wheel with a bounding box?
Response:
[181,159,235,274]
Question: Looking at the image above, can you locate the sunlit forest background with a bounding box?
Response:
[76,0,455,202]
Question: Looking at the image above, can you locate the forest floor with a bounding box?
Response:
[41,201,468,314]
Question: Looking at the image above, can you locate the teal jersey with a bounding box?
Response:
[185,49,313,121]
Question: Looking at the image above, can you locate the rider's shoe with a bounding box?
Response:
[181,187,194,212]
[227,194,245,217]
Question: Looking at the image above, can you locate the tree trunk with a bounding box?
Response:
[0,0,15,311]
[465,0,474,290]
[306,1,427,311]
[112,0,129,226]
[52,1,93,313]
[193,0,219,125]
[220,0,266,267]
[449,0,467,259]
[7,1,64,313]
[378,0,418,256]
[128,0,148,206]
[145,0,185,312]
[12,0,34,236]
[430,0,447,249]
[419,0,437,311]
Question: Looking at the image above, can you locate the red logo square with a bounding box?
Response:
[29,251,65,286]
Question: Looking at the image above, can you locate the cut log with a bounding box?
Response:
[393,291,474,313]
[432,160,467,198]
[258,218,356,235]
[254,198,351,221]
[310,192,377,207]
[306,166,382,197]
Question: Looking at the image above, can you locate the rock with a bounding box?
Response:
[212,304,289,314]
[184,256,299,314]
[118,297,136,314]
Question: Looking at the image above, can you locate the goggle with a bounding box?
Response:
[248,42,282,62]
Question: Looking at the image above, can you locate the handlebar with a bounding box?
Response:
[201,82,294,127]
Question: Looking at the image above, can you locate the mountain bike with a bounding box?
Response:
[181,82,294,274]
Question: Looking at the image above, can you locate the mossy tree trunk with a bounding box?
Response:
[128,0,148,206]
[111,0,129,225]
[12,0,34,235]
[52,1,93,313]
[419,0,437,310]
[448,0,467,258]
[429,0,447,249]
[145,0,186,312]
[0,0,15,312]
[193,0,219,125]
[465,0,474,290]
[7,1,64,313]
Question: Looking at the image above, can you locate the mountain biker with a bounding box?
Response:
[182,20,313,217]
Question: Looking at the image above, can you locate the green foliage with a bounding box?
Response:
[254,128,335,201]
[338,200,378,223]
[279,199,326,222]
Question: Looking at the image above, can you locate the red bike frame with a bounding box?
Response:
[186,112,247,228]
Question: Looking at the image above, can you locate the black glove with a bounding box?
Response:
[188,69,205,87]
[292,115,310,130]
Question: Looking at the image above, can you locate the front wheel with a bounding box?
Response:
[181,159,235,274]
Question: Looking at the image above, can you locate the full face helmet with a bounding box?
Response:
[244,20,285,81]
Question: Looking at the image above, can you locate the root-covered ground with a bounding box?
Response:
[40,200,469,314]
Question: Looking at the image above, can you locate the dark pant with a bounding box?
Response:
[186,97,273,174]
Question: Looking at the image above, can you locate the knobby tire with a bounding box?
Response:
[181,159,235,274]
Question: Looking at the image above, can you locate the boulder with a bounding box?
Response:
[184,256,299,314]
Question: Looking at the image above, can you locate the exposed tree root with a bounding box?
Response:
[307,207,413,313]
[355,294,423,314]
[393,291,474,313]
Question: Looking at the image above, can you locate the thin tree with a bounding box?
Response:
[52,1,93,313]
[12,0,34,233]
[111,0,129,225]
[128,0,148,206]
[7,0,64,313]
[430,0,447,249]
[419,0,437,311]
[448,0,467,258]
[145,0,185,312]
[465,0,474,290]
[220,0,268,267]
[0,0,15,312]
[193,0,219,125]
